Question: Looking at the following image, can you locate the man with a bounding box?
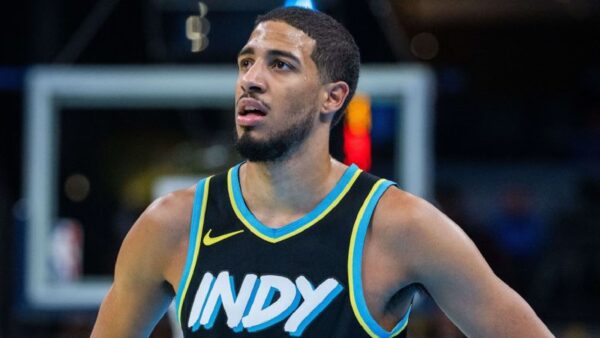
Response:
[92,7,553,337]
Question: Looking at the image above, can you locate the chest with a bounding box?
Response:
[173,168,411,337]
[176,214,410,330]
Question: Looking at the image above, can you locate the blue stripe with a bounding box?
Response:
[246,288,302,332]
[290,283,344,336]
[175,178,207,317]
[204,297,222,330]
[234,277,261,332]
[352,180,412,337]
[190,274,216,332]
[230,163,359,239]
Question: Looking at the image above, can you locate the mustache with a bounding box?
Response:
[236,93,270,110]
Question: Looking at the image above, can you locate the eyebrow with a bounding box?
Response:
[238,47,302,66]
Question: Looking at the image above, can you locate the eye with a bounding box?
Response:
[238,58,253,70]
[272,60,292,71]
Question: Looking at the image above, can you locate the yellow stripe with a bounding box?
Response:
[177,176,212,322]
[392,319,410,337]
[348,179,386,338]
[228,167,362,244]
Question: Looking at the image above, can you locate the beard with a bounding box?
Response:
[234,111,315,162]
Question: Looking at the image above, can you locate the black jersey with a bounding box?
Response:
[175,163,411,337]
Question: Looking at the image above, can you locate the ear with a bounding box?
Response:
[320,81,350,118]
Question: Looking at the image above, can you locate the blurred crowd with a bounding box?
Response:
[428,177,600,337]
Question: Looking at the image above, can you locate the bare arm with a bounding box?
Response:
[91,189,194,338]
[376,188,553,337]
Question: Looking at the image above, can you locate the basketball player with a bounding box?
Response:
[92,7,553,337]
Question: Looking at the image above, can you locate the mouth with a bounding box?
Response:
[237,97,268,116]
[236,97,268,127]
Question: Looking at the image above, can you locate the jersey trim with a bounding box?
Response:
[227,163,362,243]
[348,179,412,338]
[175,176,212,323]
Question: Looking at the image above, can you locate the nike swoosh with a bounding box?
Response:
[203,228,245,246]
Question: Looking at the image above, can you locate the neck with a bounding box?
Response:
[239,134,345,228]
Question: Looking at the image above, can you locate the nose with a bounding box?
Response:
[240,61,266,94]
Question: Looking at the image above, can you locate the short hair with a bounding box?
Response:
[255,7,360,125]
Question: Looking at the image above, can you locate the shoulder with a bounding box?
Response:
[370,185,472,277]
[371,185,441,239]
[141,185,197,237]
[92,185,199,337]
[134,184,198,254]
[116,184,198,282]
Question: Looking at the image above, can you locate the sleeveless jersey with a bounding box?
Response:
[175,163,411,337]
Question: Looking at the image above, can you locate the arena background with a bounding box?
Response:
[0,0,599,337]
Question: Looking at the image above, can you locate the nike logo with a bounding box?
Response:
[203,228,244,246]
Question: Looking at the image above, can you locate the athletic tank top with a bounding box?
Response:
[175,163,411,337]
